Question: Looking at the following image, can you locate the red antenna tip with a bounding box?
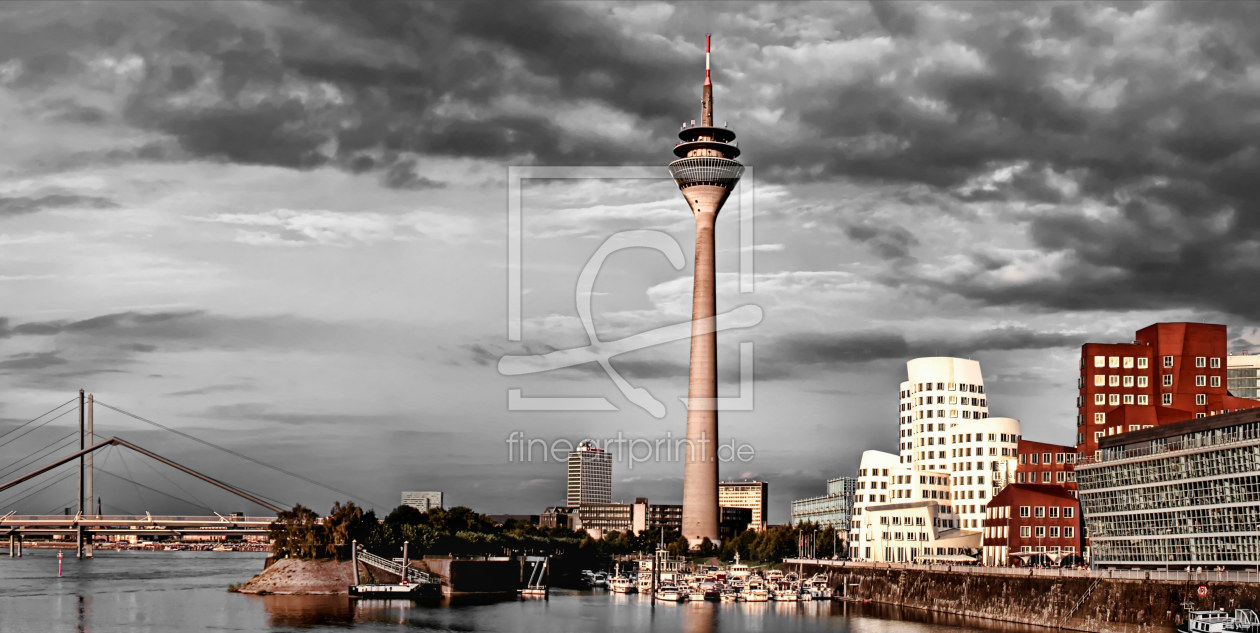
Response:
[706,34,711,53]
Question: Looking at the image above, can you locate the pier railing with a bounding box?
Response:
[355,549,440,585]
[784,558,1260,583]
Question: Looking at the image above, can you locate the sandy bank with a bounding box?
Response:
[232,558,357,595]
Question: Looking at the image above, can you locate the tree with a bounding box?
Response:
[383,504,425,526]
[698,537,716,557]
[323,501,377,559]
[269,504,322,559]
[667,534,691,558]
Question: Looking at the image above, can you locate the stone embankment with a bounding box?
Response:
[232,558,358,595]
[795,563,1260,632]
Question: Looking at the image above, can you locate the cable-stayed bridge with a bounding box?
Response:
[0,391,381,558]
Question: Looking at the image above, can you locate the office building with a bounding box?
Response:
[856,500,980,563]
[567,441,612,506]
[718,481,768,531]
[540,506,577,530]
[672,35,745,548]
[1076,408,1260,569]
[719,506,753,540]
[401,491,443,512]
[791,476,856,530]
[575,502,635,534]
[1075,323,1260,458]
[1228,354,1260,401]
[981,484,1083,566]
[1015,439,1078,493]
[946,416,1022,529]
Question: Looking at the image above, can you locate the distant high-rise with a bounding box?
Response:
[718,480,767,531]
[566,441,611,506]
[401,491,443,512]
[670,34,744,548]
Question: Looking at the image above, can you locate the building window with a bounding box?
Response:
[1123,395,1134,405]
[1162,393,1173,405]
[1108,356,1119,368]
[1094,394,1105,405]
[1094,412,1105,424]
[1196,356,1206,368]
[1094,375,1106,386]
[1034,507,1045,518]
[1109,394,1120,405]
[1063,507,1073,518]
[1049,526,1060,538]
[1064,527,1074,539]
[1211,376,1221,387]
[1211,357,1221,369]
[950,410,959,418]
[1163,374,1173,386]
[1122,376,1134,387]
[1164,356,1174,368]
[1138,357,1148,369]
[1056,471,1066,483]
[1019,506,1030,518]
[1020,526,1031,538]
[1094,356,1105,368]
[1138,376,1148,388]
[1109,375,1120,387]
[1138,395,1149,405]
[1035,526,1046,538]
[1196,394,1207,405]
[1196,375,1206,387]
[1042,472,1051,483]
[1123,357,1134,368]
[1128,425,1140,431]
[1094,431,1104,442]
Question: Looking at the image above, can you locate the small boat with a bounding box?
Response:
[592,572,608,588]
[720,590,737,602]
[655,583,685,602]
[350,582,439,598]
[610,576,637,594]
[1178,609,1260,633]
[688,589,705,601]
[744,579,769,602]
[211,545,233,552]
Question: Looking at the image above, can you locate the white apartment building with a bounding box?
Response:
[946,416,1021,529]
[848,357,1023,560]
[858,501,981,563]
[567,441,612,506]
[901,357,990,471]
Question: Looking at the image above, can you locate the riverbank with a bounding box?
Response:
[232,558,356,595]
[794,562,1260,632]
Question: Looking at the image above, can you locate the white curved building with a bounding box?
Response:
[947,416,1021,529]
[901,357,990,471]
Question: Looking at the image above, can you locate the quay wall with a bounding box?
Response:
[794,563,1260,632]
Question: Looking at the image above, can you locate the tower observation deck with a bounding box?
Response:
[672,34,743,549]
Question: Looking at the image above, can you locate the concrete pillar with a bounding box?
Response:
[16,534,21,557]
[682,201,723,548]
[8,534,12,557]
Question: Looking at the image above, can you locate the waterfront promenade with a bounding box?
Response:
[784,558,1260,584]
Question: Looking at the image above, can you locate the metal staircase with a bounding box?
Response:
[1059,576,1102,628]
[356,549,440,585]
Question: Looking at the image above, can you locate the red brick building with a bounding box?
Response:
[982,484,1082,566]
[1075,323,1260,458]
[1014,439,1077,494]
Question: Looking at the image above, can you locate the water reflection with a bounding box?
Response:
[0,553,1060,633]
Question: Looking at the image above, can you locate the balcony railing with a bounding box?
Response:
[668,157,744,189]
[1078,430,1260,468]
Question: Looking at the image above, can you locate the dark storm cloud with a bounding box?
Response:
[0,194,116,217]
[843,220,918,260]
[0,351,68,370]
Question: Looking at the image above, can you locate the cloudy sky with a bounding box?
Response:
[2,1,1260,522]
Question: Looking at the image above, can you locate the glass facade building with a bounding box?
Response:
[1228,354,1260,401]
[791,477,856,530]
[1076,409,1260,568]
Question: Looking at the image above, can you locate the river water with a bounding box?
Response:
[0,550,1054,632]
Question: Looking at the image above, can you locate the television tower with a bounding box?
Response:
[668,34,744,548]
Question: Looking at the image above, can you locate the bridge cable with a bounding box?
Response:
[0,468,76,511]
[96,468,214,514]
[0,398,76,444]
[0,407,78,451]
[0,430,80,480]
[132,452,215,513]
[97,401,385,509]
[115,448,149,510]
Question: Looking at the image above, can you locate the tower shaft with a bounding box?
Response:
[682,199,720,547]
[669,34,743,549]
